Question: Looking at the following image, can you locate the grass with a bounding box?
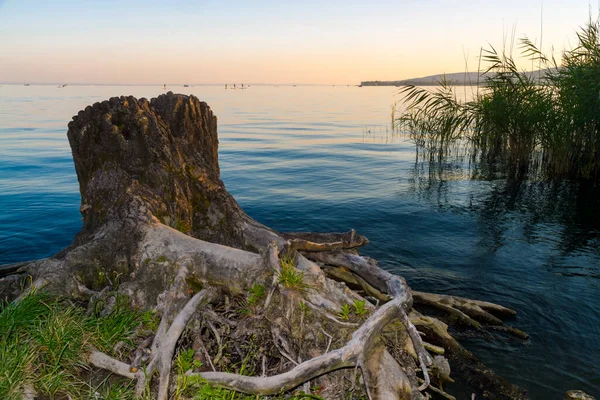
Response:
[397,18,600,183]
[247,283,265,306]
[238,283,266,316]
[1,291,326,400]
[278,253,310,292]
[0,290,142,400]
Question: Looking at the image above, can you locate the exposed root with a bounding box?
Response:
[361,343,413,399]
[130,336,153,373]
[304,250,433,388]
[206,320,224,365]
[135,286,215,399]
[21,384,36,400]
[413,291,511,324]
[88,351,136,380]
[485,325,529,340]
[321,264,391,304]
[423,342,445,355]
[321,263,526,340]
[417,377,456,400]
[186,297,411,397]
[283,230,369,252]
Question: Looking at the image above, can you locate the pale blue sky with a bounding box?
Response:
[0,0,596,84]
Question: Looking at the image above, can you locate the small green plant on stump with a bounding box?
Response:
[338,304,351,321]
[278,253,310,292]
[352,299,368,318]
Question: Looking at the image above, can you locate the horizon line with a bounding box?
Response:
[0,82,363,87]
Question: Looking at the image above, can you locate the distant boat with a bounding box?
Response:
[24,83,30,86]
[163,84,167,90]
[183,84,189,87]
[58,84,68,88]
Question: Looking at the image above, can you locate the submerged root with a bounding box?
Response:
[410,311,527,399]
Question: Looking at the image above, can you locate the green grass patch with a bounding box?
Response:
[0,291,327,399]
[0,290,142,400]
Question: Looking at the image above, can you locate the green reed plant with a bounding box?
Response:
[397,18,600,182]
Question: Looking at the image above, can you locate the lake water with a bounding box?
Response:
[1,84,598,399]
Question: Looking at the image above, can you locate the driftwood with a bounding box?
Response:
[0,92,528,400]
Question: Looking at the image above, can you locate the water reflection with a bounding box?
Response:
[403,149,600,397]
[408,147,600,273]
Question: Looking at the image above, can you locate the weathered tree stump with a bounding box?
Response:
[0,92,528,400]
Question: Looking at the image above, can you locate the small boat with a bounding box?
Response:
[183,84,189,87]
[24,83,30,86]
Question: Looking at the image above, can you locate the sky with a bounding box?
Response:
[0,0,597,84]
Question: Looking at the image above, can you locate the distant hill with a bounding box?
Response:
[361,70,553,86]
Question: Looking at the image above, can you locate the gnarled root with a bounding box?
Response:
[312,254,527,339]
[81,226,432,399]
[132,264,216,400]
[303,250,528,398]
[186,295,415,399]
[88,276,421,399]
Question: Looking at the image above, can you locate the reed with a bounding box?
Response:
[396,18,600,183]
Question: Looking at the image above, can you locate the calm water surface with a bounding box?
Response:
[1,85,598,399]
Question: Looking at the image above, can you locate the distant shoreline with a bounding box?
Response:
[361,69,550,87]
[360,81,480,86]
